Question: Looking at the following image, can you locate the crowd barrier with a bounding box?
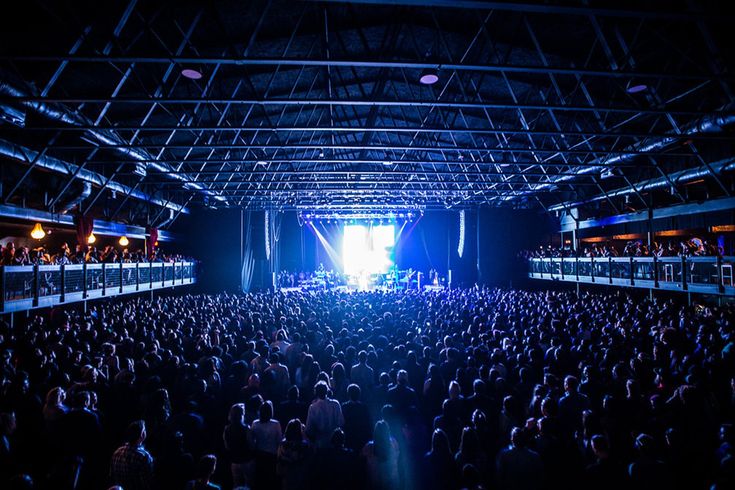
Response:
[528,256,735,296]
[0,262,196,313]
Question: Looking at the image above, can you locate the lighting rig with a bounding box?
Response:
[297,208,424,224]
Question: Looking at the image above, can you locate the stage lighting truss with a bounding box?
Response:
[297,208,423,223]
[2,1,730,216]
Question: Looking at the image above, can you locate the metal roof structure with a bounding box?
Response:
[0,0,734,224]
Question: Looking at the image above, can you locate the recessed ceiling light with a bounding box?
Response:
[626,82,647,94]
[256,160,268,166]
[181,68,203,80]
[419,68,439,85]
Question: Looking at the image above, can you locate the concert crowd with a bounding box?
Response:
[0,287,733,490]
[1,242,192,266]
[522,238,724,259]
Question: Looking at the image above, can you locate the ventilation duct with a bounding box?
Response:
[0,103,25,127]
[499,107,735,204]
[0,137,189,214]
[0,73,226,204]
[57,181,92,214]
[155,208,176,229]
[549,155,735,212]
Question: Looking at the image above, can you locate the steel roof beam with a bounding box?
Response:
[1,97,714,116]
[7,125,731,141]
[3,56,727,81]
[304,0,730,21]
[44,143,700,158]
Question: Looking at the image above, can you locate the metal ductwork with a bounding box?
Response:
[500,107,735,204]
[155,208,176,229]
[0,73,226,204]
[57,181,92,214]
[549,155,735,212]
[0,202,177,241]
[0,137,189,214]
[0,103,25,127]
[0,79,79,126]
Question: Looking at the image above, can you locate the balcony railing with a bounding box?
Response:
[528,256,735,296]
[0,262,196,313]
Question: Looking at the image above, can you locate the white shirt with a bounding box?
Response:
[305,397,344,448]
[250,419,282,455]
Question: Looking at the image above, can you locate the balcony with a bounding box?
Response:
[1,262,196,313]
[527,256,735,296]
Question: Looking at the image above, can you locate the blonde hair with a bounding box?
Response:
[45,386,66,406]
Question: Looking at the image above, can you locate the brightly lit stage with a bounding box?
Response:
[257,209,478,294]
[279,283,446,294]
[290,218,447,291]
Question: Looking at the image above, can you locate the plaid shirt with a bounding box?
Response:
[110,443,154,490]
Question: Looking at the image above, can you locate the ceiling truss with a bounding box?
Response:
[0,0,733,220]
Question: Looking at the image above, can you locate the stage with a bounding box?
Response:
[278,283,446,294]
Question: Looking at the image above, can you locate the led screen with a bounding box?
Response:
[342,224,395,276]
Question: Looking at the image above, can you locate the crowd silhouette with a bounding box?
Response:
[0,287,733,490]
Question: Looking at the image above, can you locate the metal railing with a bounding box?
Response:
[528,256,735,296]
[0,262,196,313]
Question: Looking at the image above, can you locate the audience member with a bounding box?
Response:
[0,286,733,490]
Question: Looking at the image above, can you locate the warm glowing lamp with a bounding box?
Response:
[87,232,96,244]
[119,236,129,247]
[30,222,46,239]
